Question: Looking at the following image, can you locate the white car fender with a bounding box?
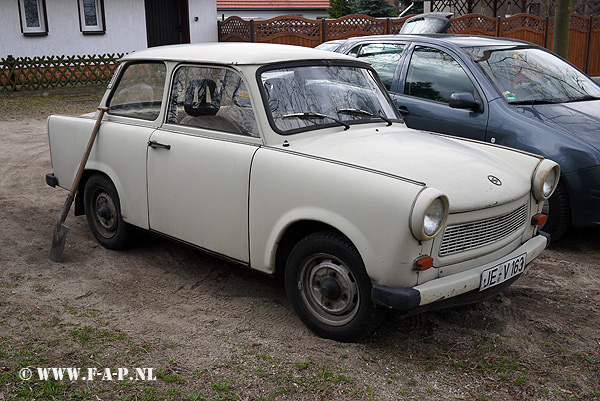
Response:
[248,147,425,287]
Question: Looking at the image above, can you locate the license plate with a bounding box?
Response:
[480,253,526,291]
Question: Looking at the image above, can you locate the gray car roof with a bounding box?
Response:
[338,34,535,49]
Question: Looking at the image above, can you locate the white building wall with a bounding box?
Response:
[0,0,147,58]
[217,10,329,21]
[1,0,218,58]
[190,0,219,43]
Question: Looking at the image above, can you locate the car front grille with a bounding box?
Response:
[439,203,528,256]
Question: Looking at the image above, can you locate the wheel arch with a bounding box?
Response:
[75,169,113,216]
[273,220,367,279]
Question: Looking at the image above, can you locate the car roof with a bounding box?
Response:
[337,34,535,49]
[121,42,360,65]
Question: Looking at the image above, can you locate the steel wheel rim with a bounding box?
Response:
[90,187,117,239]
[298,253,360,326]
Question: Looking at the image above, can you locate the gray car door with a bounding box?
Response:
[392,44,489,141]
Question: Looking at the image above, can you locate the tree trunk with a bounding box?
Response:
[553,0,572,59]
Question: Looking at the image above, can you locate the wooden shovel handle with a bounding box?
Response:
[58,107,109,225]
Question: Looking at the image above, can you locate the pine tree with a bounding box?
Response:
[353,0,398,17]
[328,0,354,18]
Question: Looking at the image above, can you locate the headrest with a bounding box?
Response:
[184,79,219,116]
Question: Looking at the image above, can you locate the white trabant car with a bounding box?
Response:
[46,43,559,341]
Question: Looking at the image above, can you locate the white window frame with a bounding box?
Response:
[78,0,105,34]
[18,0,48,36]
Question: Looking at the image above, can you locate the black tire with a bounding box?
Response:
[541,181,571,242]
[83,174,132,250]
[284,230,384,342]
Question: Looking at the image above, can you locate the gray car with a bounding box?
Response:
[317,34,600,240]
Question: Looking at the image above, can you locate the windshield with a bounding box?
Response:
[260,64,400,134]
[466,45,600,104]
[400,18,449,34]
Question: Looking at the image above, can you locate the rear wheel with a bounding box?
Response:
[541,181,570,241]
[285,230,384,342]
[83,174,132,250]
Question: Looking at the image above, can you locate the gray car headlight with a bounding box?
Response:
[532,159,560,201]
[410,188,449,241]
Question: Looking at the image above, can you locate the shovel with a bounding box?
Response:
[50,107,109,262]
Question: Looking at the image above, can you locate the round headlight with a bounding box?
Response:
[410,188,449,241]
[424,198,446,237]
[532,159,560,201]
[543,167,557,198]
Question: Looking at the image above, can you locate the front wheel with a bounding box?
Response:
[83,174,132,250]
[285,230,384,342]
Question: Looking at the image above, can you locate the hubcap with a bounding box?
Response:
[91,188,117,239]
[298,253,359,326]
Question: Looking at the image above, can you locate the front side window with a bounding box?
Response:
[78,0,105,33]
[466,45,600,104]
[18,0,48,35]
[167,66,258,137]
[260,64,399,134]
[404,46,475,104]
[108,63,166,121]
[353,43,405,90]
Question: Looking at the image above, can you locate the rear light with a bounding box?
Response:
[531,213,547,226]
[414,255,434,271]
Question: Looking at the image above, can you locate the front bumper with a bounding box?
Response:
[46,172,58,187]
[371,234,548,312]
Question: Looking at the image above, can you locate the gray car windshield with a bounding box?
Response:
[466,45,600,104]
[260,65,399,134]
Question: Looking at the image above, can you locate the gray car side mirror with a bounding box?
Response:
[449,92,482,112]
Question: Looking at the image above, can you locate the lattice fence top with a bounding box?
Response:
[501,13,547,32]
[218,16,251,41]
[1,53,123,92]
[326,14,387,38]
[255,16,321,39]
[571,14,592,31]
[448,14,498,34]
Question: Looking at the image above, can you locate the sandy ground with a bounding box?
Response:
[0,101,599,400]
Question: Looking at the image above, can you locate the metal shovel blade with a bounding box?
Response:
[50,221,69,262]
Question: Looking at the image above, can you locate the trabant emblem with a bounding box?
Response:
[488,175,502,186]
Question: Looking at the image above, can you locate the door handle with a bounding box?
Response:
[148,140,171,150]
[398,106,410,116]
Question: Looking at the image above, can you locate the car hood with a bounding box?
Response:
[512,99,600,152]
[284,125,539,212]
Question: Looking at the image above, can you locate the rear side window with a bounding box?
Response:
[404,46,475,103]
[108,62,166,120]
[166,65,258,137]
[354,43,405,90]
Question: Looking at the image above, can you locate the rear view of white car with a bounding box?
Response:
[46,43,559,341]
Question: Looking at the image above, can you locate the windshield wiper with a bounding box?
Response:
[508,99,563,105]
[282,112,350,130]
[337,108,393,126]
[564,95,600,103]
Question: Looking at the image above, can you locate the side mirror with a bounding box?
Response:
[449,92,482,112]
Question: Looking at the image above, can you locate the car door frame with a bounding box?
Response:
[341,39,411,94]
[88,60,172,231]
[146,63,263,264]
[393,40,491,140]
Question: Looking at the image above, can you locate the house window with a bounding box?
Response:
[78,0,105,34]
[18,0,48,35]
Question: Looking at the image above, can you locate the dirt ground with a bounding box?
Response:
[0,90,599,401]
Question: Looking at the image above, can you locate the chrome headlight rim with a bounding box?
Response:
[532,159,560,202]
[410,188,450,241]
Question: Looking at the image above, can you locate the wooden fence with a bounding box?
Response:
[218,13,600,76]
[0,53,123,93]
